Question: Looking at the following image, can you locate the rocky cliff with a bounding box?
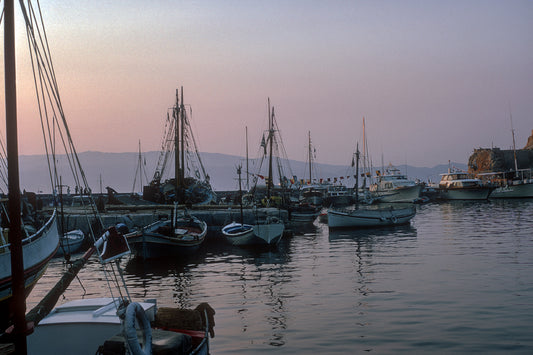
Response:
[468,129,533,174]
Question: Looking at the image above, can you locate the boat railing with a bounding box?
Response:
[0,209,57,251]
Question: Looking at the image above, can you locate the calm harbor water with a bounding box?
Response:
[28,199,533,354]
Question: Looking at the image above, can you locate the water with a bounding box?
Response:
[28,200,533,353]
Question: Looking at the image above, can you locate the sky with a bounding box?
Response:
[6,0,533,169]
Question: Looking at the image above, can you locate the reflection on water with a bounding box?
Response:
[29,201,533,353]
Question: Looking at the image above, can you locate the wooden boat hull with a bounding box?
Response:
[126,217,207,259]
[0,211,59,329]
[327,206,416,228]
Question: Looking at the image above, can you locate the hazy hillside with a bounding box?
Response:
[15,151,467,193]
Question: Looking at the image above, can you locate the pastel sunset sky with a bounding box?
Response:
[7,0,533,168]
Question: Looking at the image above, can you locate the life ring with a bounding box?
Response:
[124,302,152,355]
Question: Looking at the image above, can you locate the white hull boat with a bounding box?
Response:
[222,220,284,246]
[490,182,533,198]
[27,297,212,355]
[369,165,422,203]
[438,169,492,200]
[328,205,416,228]
[0,211,59,328]
[55,229,85,257]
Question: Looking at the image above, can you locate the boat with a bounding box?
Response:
[288,202,322,224]
[222,133,285,247]
[327,121,416,229]
[125,208,207,259]
[54,229,85,257]
[142,87,216,205]
[438,167,492,200]
[24,228,214,355]
[369,164,423,203]
[323,184,354,207]
[328,205,416,228]
[480,169,533,198]
[222,218,284,246]
[475,115,533,199]
[0,210,59,331]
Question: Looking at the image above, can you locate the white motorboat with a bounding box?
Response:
[438,169,492,200]
[369,165,422,203]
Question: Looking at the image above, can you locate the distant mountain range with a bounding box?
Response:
[15,151,467,194]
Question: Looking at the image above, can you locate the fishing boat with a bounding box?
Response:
[438,167,492,200]
[475,115,533,199]
[222,135,285,247]
[125,208,207,259]
[0,211,59,331]
[481,169,533,198]
[328,205,416,228]
[142,87,216,205]
[369,164,422,203]
[328,122,416,229]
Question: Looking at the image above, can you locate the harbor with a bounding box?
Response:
[26,199,533,354]
[1,1,533,354]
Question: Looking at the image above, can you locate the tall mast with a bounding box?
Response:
[267,98,274,199]
[180,87,185,191]
[355,143,360,209]
[5,0,28,352]
[174,88,180,202]
[308,131,312,183]
[510,111,518,172]
[245,126,249,191]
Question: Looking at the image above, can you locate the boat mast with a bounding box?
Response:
[5,0,28,351]
[180,87,186,196]
[267,98,274,199]
[355,143,360,209]
[237,165,244,224]
[174,88,180,202]
[308,131,312,184]
[246,126,249,191]
[510,111,519,172]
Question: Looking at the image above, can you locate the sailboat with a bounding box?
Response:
[229,99,286,246]
[289,131,322,223]
[328,121,416,229]
[222,166,284,246]
[1,2,214,353]
[142,87,215,205]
